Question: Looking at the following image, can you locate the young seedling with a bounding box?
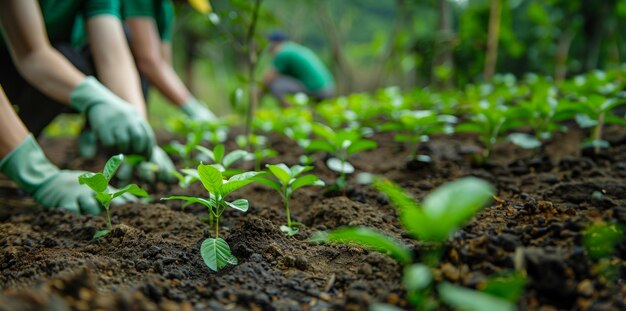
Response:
[162,164,262,271]
[163,129,204,167]
[456,99,515,163]
[312,177,518,311]
[305,123,377,191]
[236,134,278,171]
[196,144,249,178]
[78,154,149,239]
[255,164,324,235]
[379,110,457,162]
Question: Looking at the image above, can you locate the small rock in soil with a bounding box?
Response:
[295,257,308,271]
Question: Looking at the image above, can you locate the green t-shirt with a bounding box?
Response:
[122,0,175,42]
[71,0,174,48]
[272,42,335,92]
[0,0,120,47]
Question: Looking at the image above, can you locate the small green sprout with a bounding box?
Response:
[379,110,456,161]
[78,155,149,239]
[236,134,278,171]
[305,123,377,191]
[162,164,262,271]
[456,99,515,162]
[196,144,249,178]
[255,164,324,235]
[163,130,204,167]
[312,177,514,311]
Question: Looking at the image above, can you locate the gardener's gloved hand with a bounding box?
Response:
[141,146,176,183]
[0,135,135,215]
[71,77,155,157]
[181,97,217,122]
[117,146,176,184]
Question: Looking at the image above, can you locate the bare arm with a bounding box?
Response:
[0,86,29,158]
[87,15,147,118]
[0,0,84,104]
[126,18,191,107]
[161,41,173,66]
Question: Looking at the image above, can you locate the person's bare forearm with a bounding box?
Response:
[0,0,84,104]
[88,15,147,118]
[138,58,191,106]
[128,19,191,107]
[0,86,29,158]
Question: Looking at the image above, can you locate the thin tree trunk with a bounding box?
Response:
[432,0,454,88]
[484,0,502,82]
[317,2,353,94]
[244,0,263,139]
[554,30,574,83]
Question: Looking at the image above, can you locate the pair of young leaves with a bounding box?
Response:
[254,163,325,235]
[313,177,519,311]
[163,164,263,271]
[77,154,149,239]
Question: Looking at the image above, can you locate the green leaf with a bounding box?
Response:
[103,154,124,181]
[95,192,112,207]
[195,145,214,160]
[482,272,527,303]
[161,196,213,209]
[291,175,324,193]
[253,176,282,193]
[311,227,412,265]
[312,123,336,140]
[93,230,110,240]
[404,264,432,292]
[305,140,335,153]
[438,283,515,311]
[226,198,249,212]
[346,140,377,156]
[220,180,254,196]
[78,172,108,193]
[280,225,299,236]
[223,150,248,168]
[373,178,420,213]
[289,165,313,178]
[268,164,291,185]
[112,184,148,199]
[200,238,238,271]
[198,164,223,194]
[507,133,541,149]
[422,177,493,228]
[213,144,225,164]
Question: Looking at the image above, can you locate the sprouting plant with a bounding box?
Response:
[236,134,278,171]
[456,99,516,163]
[556,94,626,153]
[167,118,230,146]
[255,164,324,236]
[162,164,262,271]
[506,82,564,151]
[196,144,249,178]
[163,129,204,167]
[305,123,377,191]
[582,221,624,286]
[312,177,520,311]
[78,155,149,239]
[379,110,457,162]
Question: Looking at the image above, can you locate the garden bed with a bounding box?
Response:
[1,125,626,311]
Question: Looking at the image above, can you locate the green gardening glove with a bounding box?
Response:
[71,77,156,157]
[181,97,217,122]
[117,146,176,184]
[0,135,135,215]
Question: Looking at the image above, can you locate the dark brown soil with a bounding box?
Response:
[2,126,626,311]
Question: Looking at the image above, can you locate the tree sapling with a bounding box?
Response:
[78,154,149,239]
[162,164,263,271]
[255,163,324,235]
